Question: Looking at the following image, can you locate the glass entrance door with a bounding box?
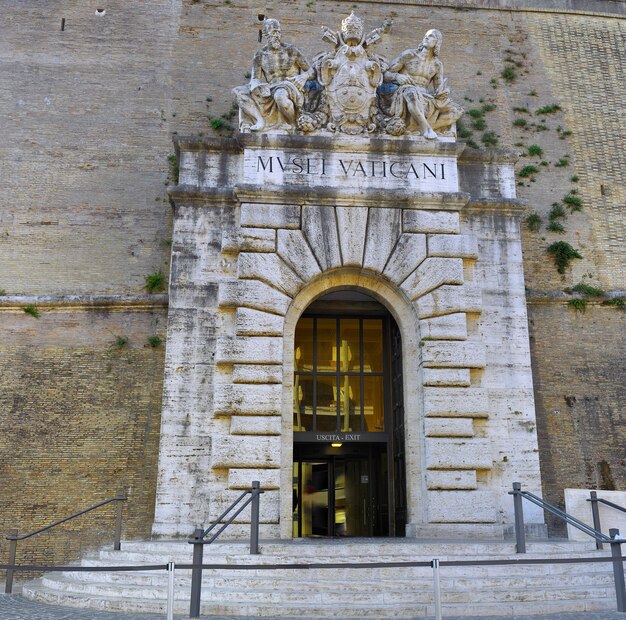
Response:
[293,445,388,537]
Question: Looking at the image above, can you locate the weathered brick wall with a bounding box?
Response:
[0,0,624,560]
[528,301,626,533]
[0,308,165,576]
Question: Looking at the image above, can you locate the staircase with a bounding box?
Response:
[22,538,619,618]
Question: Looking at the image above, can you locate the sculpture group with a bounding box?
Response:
[233,14,463,139]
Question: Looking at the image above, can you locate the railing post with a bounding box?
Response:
[5,530,17,594]
[166,561,175,620]
[189,528,204,618]
[114,494,124,551]
[250,481,260,555]
[512,482,526,554]
[609,528,626,613]
[590,491,603,550]
[431,558,442,620]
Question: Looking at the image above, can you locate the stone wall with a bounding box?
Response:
[0,304,165,573]
[1,0,624,562]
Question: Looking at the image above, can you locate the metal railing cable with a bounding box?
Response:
[510,481,626,612]
[4,494,127,594]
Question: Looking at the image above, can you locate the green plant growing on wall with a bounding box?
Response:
[481,103,496,113]
[466,139,480,149]
[563,193,583,212]
[513,118,527,127]
[555,158,569,167]
[536,103,561,115]
[570,175,579,183]
[167,154,179,185]
[456,120,473,139]
[481,132,498,147]
[571,283,604,297]
[525,213,541,231]
[513,106,529,114]
[489,78,498,89]
[113,336,128,349]
[501,66,516,83]
[467,109,483,119]
[549,203,566,220]
[472,118,486,131]
[528,144,543,157]
[605,297,625,308]
[547,221,565,233]
[0,288,6,296]
[546,241,583,274]
[568,298,587,313]
[148,336,163,348]
[518,165,539,178]
[145,271,166,294]
[23,305,40,318]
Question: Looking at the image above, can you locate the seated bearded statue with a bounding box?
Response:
[233,19,314,133]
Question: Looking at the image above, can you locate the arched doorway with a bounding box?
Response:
[291,291,406,537]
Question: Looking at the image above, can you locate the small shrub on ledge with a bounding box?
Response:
[145,271,166,294]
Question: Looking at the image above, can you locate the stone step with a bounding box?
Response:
[22,581,616,618]
[21,539,621,618]
[61,568,617,591]
[39,573,615,604]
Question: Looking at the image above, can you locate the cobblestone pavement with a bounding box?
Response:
[1,596,624,620]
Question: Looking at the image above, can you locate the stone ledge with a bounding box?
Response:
[235,185,471,210]
[0,294,169,310]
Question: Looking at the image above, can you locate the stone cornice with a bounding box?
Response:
[350,0,625,19]
[0,294,169,311]
[234,185,472,209]
[526,290,626,305]
[458,147,520,165]
[465,197,528,216]
[168,185,236,205]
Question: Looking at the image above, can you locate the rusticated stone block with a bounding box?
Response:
[218,280,291,314]
[402,257,464,301]
[232,364,283,384]
[425,438,492,470]
[424,417,474,437]
[422,341,486,368]
[222,228,276,253]
[228,468,281,490]
[213,384,281,416]
[215,336,282,364]
[336,206,368,266]
[420,313,467,341]
[363,208,402,273]
[240,203,300,229]
[301,205,342,271]
[428,234,479,258]
[427,470,477,490]
[238,252,303,297]
[383,233,427,284]
[277,229,322,282]
[230,415,281,435]
[428,490,497,523]
[423,387,489,417]
[403,210,460,234]
[211,436,281,468]
[235,308,284,337]
[415,284,482,319]
[423,368,471,387]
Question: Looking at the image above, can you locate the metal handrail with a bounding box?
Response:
[4,494,126,594]
[187,481,263,618]
[589,493,626,514]
[512,486,618,544]
[588,491,626,550]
